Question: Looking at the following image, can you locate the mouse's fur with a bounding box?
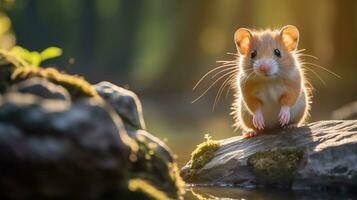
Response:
[230,25,312,137]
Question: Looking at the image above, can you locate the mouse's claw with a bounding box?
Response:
[243,131,259,138]
[279,106,290,126]
[253,109,265,130]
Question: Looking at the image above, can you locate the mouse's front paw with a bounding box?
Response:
[253,109,265,130]
[279,106,290,126]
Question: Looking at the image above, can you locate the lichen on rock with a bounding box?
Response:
[247,148,304,185]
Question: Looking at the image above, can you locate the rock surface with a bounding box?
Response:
[0,93,135,199]
[8,77,71,101]
[94,81,146,130]
[181,120,357,189]
[94,81,174,163]
[0,59,184,200]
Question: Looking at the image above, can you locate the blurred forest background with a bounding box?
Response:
[1,0,357,165]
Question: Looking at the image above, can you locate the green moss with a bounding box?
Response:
[130,136,185,199]
[191,135,220,170]
[0,50,99,100]
[185,134,220,181]
[0,49,29,68]
[10,66,99,99]
[247,148,304,184]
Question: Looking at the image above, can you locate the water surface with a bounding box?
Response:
[184,186,357,200]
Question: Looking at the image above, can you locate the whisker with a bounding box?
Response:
[227,52,239,56]
[295,49,306,53]
[216,60,237,64]
[302,62,341,79]
[225,77,237,99]
[192,70,237,103]
[225,83,232,99]
[193,63,238,90]
[297,53,319,60]
[244,71,255,85]
[212,72,237,110]
[303,66,326,85]
[211,66,237,79]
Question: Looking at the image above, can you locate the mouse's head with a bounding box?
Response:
[235,25,299,78]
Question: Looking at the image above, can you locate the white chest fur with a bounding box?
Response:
[253,82,286,127]
[253,82,285,105]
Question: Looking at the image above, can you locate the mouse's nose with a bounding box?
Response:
[259,64,270,74]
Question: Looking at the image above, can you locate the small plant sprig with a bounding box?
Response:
[204,133,213,141]
[10,46,62,67]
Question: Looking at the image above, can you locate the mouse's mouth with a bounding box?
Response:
[254,72,279,80]
[263,72,278,77]
[253,59,279,78]
[253,68,279,77]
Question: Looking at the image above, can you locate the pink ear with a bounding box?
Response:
[234,28,252,55]
[280,25,299,51]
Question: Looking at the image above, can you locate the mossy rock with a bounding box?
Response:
[0,50,99,100]
[247,148,304,185]
[11,66,99,100]
[130,135,185,199]
[185,136,220,181]
[0,50,185,198]
[191,138,220,170]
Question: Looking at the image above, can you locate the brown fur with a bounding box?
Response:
[231,25,312,132]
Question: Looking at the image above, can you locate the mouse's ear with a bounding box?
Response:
[280,25,299,51]
[234,28,252,55]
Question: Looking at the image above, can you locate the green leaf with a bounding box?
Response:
[10,46,63,66]
[30,52,41,67]
[40,47,62,62]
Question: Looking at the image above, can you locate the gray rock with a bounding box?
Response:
[94,81,175,163]
[128,129,174,163]
[93,82,182,197]
[181,120,357,189]
[0,92,183,199]
[8,77,71,101]
[94,81,146,130]
[0,93,137,199]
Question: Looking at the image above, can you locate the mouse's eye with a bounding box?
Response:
[273,49,281,57]
[250,50,257,59]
